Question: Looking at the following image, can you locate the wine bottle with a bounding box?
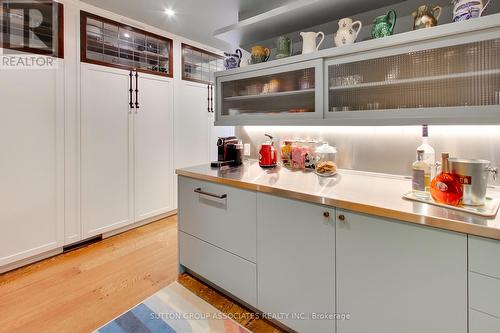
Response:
[417,124,436,178]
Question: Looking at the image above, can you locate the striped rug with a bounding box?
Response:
[95,282,251,333]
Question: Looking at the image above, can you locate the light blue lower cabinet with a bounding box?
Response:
[179,231,257,307]
[470,309,500,333]
[335,210,468,333]
[468,235,500,330]
[257,193,336,333]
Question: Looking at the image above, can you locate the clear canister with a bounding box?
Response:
[280,139,294,168]
[315,142,338,176]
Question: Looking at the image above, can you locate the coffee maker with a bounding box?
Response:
[211,136,243,168]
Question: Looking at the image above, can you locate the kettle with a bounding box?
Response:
[259,134,278,168]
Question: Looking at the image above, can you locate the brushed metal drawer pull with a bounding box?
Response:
[194,188,227,199]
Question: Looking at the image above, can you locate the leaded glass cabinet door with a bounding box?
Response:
[325,37,500,125]
[182,43,224,85]
[215,59,323,125]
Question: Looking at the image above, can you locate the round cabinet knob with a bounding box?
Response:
[323,212,330,218]
[338,214,346,222]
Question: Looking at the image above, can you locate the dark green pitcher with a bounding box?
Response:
[371,10,397,39]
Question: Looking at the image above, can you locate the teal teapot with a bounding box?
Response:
[371,10,397,39]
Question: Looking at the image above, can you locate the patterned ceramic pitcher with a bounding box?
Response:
[223,49,242,69]
[452,0,492,22]
[412,5,442,30]
[371,10,397,39]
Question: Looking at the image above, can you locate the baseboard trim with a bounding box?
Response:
[103,210,177,238]
[0,211,177,275]
[0,248,63,274]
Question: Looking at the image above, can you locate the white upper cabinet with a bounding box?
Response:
[80,64,134,237]
[336,210,467,333]
[0,64,64,267]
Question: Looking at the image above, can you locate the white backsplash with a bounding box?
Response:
[235,126,500,186]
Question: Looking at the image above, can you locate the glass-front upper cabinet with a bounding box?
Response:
[182,43,224,84]
[326,38,500,121]
[81,11,173,77]
[216,60,323,124]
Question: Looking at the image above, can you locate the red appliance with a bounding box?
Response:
[259,134,278,168]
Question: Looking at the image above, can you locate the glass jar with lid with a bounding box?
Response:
[315,142,338,177]
[280,139,294,168]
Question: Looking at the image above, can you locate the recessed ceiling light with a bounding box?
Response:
[164,8,175,17]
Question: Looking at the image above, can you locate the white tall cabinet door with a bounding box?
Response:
[175,82,211,169]
[336,210,467,333]
[208,85,233,162]
[134,74,174,221]
[0,64,64,267]
[175,81,234,169]
[81,64,133,237]
[257,193,335,333]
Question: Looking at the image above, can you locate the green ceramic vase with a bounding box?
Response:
[372,10,397,39]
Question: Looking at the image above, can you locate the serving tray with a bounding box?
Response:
[403,191,500,218]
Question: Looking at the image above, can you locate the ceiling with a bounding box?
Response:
[238,0,291,20]
[80,0,241,51]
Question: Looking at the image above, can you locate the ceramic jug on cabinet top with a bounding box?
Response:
[371,10,397,39]
[300,31,325,54]
[412,5,442,30]
[452,0,492,22]
[334,18,362,47]
[276,36,293,59]
[251,45,271,64]
[223,49,242,69]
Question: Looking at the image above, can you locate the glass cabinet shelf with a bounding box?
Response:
[218,60,322,118]
[327,38,500,113]
[81,11,173,77]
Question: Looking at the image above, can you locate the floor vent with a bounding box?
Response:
[63,235,103,253]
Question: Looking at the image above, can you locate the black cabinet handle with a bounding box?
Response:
[135,71,140,109]
[129,71,135,109]
[210,85,214,113]
[194,188,227,199]
[207,85,211,113]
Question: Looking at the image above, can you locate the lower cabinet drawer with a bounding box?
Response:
[469,272,500,318]
[178,176,257,262]
[469,236,500,279]
[179,231,257,307]
[470,309,500,333]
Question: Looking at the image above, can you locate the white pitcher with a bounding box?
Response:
[300,31,325,54]
[334,18,362,47]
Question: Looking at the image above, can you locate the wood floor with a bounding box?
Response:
[0,216,284,333]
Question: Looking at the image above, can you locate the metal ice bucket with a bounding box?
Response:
[449,158,498,206]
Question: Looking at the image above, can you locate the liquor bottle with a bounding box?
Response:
[417,124,436,178]
[430,153,463,206]
[412,150,431,194]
